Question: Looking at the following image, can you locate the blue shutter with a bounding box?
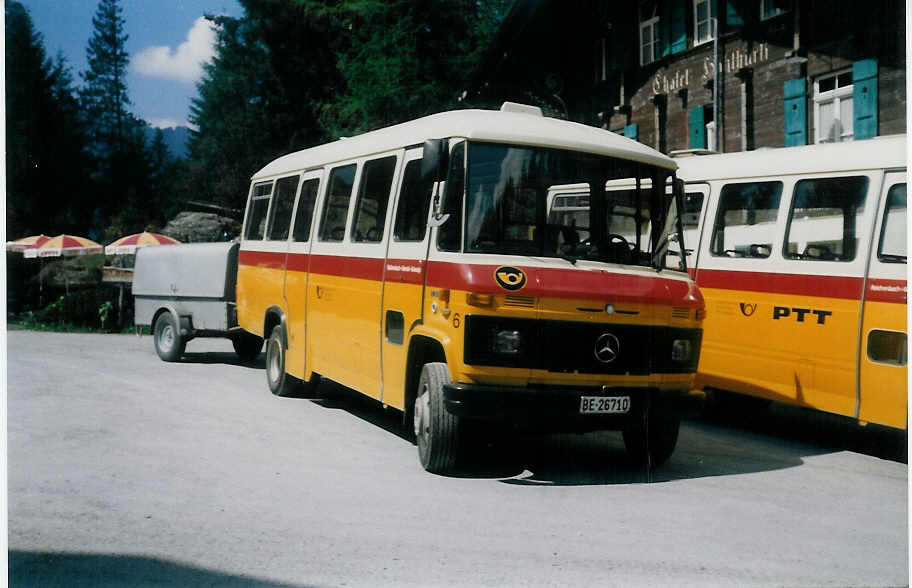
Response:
[726,1,743,26]
[624,124,639,141]
[853,59,878,140]
[783,78,807,147]
[670,0,687,54]
[689,106,706,149]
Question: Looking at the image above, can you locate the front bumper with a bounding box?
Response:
[443,382,704,432]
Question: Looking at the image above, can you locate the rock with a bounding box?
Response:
[162,212,241,243]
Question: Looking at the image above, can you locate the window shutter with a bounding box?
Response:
[670,0,687,53]
[689,106,706,148]
[659,10,670,58]
[726,1,743,26]
[853,59,878,140]
[624,123,639,141]
[783,78,807,147]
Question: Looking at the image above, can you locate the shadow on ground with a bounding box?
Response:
[303,380,845,486]
[179,351,266,370]
[9,551,310,588]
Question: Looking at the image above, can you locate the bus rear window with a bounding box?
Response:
[244,181,273,240]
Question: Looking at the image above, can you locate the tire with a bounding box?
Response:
[414,362,461,474]
[153,312,185,362]
[623,414,680,469]
[265,325,318,397]
[232,331,263,362]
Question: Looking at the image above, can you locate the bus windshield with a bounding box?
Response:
[462,142,681,269]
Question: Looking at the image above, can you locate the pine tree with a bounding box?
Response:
[5,1,92,237]
[80,0,131,161]
[79,0,154,240]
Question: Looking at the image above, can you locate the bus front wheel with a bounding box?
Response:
[414,363,460,474]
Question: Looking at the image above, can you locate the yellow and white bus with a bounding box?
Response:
[673,135,907,430]
[236,102,705,473]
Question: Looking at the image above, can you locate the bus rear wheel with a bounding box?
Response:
[623,415,680,469]
[266,325,318,398]
[414,362,460,474]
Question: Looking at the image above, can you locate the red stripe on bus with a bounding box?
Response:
[426,261,703,306]
[238,249,286,270]
[866,278,908,304]
[695,268,864,300]
[308,254,385,281]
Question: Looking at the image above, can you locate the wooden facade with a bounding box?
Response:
[467,0,905,154]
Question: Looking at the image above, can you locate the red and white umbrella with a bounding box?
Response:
[6,234,51,252]
[105,231,180,255]
[24,234,103,258]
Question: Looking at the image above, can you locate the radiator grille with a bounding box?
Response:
[504,295,536,308]
[671,307,691,319]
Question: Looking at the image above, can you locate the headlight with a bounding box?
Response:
[671,339,692,362]
[493,330,522,355]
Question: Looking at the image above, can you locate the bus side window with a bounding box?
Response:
[878,183,907,262]
[267,175,299,241]
[784,176,868,261]
[394,159,434,241]
[351,155,397,243]
[710,181,782,258]
[319,163,357,242]
[292,178,320,242]
[438,141,465,252]
[244,181,273,240]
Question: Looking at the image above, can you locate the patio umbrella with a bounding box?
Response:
[24,234,103,258]
[6,234,50,252]
[105,231,180,255]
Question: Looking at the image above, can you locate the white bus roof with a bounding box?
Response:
[252,104,677,180]
[674,134,907,182]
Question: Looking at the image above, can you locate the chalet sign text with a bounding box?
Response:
[651,42,770,95]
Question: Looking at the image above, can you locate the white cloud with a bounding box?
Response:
[146,118,182,129]
[132,17,216,83]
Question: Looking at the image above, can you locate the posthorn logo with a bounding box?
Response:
[739,302,758,317]
[494,266,527,291]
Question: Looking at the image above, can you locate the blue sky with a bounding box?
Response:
[22,0,244,129]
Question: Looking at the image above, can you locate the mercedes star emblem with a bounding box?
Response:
[594,333,620,363]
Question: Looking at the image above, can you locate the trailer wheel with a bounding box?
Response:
[414,362,461,474]
[153,313,185,362]
[623,414,680,469]
[232,331,263,362]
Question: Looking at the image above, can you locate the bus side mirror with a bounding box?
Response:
[421,139,449,183]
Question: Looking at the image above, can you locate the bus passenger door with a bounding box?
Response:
[857,172,907,428]
[381,148,434,411]
[283,170,322,381]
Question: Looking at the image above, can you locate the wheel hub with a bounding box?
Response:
[414,386,430,440]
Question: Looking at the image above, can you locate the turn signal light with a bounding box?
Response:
[696,308,707,320]
[466,292,493,307]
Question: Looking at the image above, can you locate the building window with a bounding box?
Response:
[814,70,854,143]
[694,0,715,45]
[761,0,787,20]
[640,16,659,65]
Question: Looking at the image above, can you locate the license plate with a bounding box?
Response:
[579,396,630,414]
